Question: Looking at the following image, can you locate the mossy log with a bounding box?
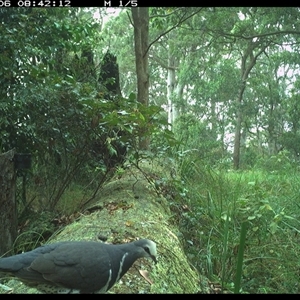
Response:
[1,161,210,294]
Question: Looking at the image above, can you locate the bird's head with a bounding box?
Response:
[134,239,157,264]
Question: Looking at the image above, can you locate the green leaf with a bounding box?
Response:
[269,222,278,234]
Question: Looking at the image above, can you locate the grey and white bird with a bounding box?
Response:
[0,239,157,294]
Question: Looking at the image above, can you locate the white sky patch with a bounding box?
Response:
[93,7,122,21]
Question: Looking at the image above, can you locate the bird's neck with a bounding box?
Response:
[107,244,139,291]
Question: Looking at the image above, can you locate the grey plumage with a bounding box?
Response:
[0,239,157,294]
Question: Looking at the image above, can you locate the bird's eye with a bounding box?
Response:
[144,246,150,254]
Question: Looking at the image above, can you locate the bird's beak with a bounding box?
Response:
[151,255,157,264]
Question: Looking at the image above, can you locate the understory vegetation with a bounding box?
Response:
[2,7,300,294]
[13,134,300,294]
[172,151,300,294]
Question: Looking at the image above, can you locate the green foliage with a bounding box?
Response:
[234,221,248,294]
[172,114,227,166]
[240,146,258,168]
[13,211,57,253]
[0,8,177,213]
[278,132,300,158]
[169,151,300,293]
[2,6,300,294]
[98,7,300,173]
[254,150,298,173]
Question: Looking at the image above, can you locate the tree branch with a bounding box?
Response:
[149,54,178,70]
[149,7,183,19]
[145,8,204,57]
[217,30,300,41]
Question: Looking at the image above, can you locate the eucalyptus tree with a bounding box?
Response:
[147,8,239,158]
[130,7,150,149]
[100,7,204,150]
[99,7,300,167]
[276,57,300,158]
[149,8,205,126]
[243,47,297,157]
[195,7,300,168]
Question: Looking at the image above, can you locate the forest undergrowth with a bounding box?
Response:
[173,151,300,294]
[11,150,300,294]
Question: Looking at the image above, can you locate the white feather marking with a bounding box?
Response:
[115,252,128,284]
[99,268,112,292]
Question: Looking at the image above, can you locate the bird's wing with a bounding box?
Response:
[29,242,113,293]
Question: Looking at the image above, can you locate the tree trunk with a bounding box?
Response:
[167,54,177,129]
[233,108,243,169]
[176,82,184,116]
[233,40,270,169]
[0,149,17,256]
[131,7,150,150]
[267,97,280,155]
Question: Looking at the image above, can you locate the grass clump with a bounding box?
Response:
[171,154,300,294]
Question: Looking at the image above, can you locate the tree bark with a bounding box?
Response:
[0,149,17,257]
[131,7,150,150]
[167,54,177,129]
[233,40,270,169]
[233,89,244,170]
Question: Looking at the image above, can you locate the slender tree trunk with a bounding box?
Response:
[176,82,184,115]
[210,100,219,140]
[167,54,177,129]
[0,149,17,256]
[233,88,245,170]
[131,7,150,150]
[233,40,270,169]
[267,94,280,155]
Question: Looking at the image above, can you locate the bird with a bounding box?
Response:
[0,239,157,294]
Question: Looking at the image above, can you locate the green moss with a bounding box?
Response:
[3,161,208,294]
